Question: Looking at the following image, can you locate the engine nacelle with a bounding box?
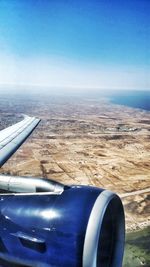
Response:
[0,176,125,267]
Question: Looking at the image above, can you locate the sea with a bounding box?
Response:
[109,90,150,111]
[78,89,150,111]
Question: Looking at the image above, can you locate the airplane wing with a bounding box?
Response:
[0,115,40,167]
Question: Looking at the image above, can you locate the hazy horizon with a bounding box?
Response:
[0,84,150,94]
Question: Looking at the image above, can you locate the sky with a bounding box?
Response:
[0,0,149,91]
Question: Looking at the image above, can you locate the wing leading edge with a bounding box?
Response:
[0,115,40,167]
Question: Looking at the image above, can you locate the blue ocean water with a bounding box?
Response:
[84,90,150,111]
[109,91,150,111]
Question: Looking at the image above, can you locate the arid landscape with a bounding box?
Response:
[0,93,150,232]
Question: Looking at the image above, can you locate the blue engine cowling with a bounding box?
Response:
[0,178,125,267]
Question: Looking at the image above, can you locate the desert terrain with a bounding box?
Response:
[0,93,150,232]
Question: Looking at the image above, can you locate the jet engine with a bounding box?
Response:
[0,175,125,267]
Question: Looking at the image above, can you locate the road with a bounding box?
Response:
[120,188,150,198]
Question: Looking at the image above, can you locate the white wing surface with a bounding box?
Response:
[0,115,40,167]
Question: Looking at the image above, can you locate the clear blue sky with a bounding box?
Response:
[0,0,149,90]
